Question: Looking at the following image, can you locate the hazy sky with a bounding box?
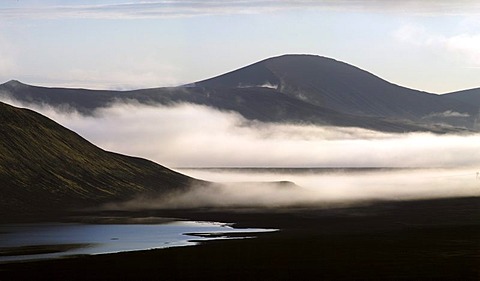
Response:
[1,0,480,93]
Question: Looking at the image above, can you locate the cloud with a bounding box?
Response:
[394,23,480,66]
[54,65,183,90]
[3,98,480,169]
[0,52,184,90]
[236,82,279,89]
[112,181,315,209]
[0,32,17,77]
[106,167,480,210]
[424,110,470,118]
[393,24,430,45]
[2,97,480,209]
[2,1,480,20]
[445,33,480,64]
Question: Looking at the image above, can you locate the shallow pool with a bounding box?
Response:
[0,220,274,263]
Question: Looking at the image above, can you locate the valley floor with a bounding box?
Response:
[1,197,479,280]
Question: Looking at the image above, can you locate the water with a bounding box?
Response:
[3,167,478,263]
[0,221,274,263]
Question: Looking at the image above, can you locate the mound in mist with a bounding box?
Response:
[106,180,306,210]
[0,101,198,220]
[2,54,479,133]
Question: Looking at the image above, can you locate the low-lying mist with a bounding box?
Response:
[2,97,480,209]
[2,97,480,168]
[106,168,480,210]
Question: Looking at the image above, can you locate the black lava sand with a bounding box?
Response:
[1,197,479,280]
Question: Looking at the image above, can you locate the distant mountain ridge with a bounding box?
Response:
[444,88,480,106]
[196,55,478,122]
[1,54,479,133]
[0,101,197,220]
[0,80,444,133]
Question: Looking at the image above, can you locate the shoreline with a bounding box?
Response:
[1,196,479,280]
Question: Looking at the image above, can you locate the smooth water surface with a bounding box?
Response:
[0,221,274,263]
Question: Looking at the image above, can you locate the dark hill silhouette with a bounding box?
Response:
[0,101,198,221]
[444,87,480,106]
[1,55,478,132]
[0,81,449,133]
[0,80,117,114]
[442,88,480,129]
[197,55,477,122]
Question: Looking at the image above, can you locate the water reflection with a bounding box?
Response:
[0,221,274,263]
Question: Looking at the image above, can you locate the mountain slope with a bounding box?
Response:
[444,88,480,107]
[141,86,445,132]
[1,54,478,132]
[0,80,117,114]
[0,101,197,219]
[196,54,477,125]
[0,81,449,133]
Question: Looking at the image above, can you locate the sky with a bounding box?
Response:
[1,1,480,93]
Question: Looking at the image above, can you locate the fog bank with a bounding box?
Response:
[2,97,480,168]
[2,97,480,209]
[106,168,480,210]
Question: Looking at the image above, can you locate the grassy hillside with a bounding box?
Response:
[0,102,197,220]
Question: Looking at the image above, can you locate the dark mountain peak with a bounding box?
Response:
[195,54,370,89]
[193,55,388,108]
[192,54,479,127]
[261,54,386,90]
[195,57,280,89]
[263,54,367,76]
[263,53,342,65]
[194,54,407,109]
[3,80,29,88]
[196,54,325,88]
